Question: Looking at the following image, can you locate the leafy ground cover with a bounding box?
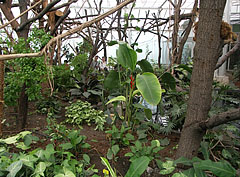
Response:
[1,100,180,177]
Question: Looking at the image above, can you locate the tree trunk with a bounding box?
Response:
[0,59,4,136]
[176,0,226,159]
[17,0,30,130]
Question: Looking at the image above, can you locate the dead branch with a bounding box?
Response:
[50,9,71,36]
[0,0,135,61]
[17,0,61,31]
[215,35,240,70]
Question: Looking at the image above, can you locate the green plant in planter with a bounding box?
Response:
[65,100,107,130]
[105,42,162,125]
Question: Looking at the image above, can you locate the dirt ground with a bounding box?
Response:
[2,101,180,176]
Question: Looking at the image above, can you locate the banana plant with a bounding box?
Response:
[105,41,162,124]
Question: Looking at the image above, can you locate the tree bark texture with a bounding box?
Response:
[176,0,227,159]
[17,0,30,130]
[0,60,4,136]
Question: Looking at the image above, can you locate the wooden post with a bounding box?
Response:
[0,50,4,136]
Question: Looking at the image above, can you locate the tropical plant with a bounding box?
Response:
[105,124,135,147]
[105,42,162,125]
[65,100,107,130]
[101,156,150,177]
[125,139,164,162]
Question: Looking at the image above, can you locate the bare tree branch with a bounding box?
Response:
[0,0,42,30]
[199,108,240,130]
[215,35,240,70]
[49,0,77,12]
[0,0,135,61]
[16,0,61,31]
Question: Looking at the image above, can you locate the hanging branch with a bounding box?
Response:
[16,0,61,31]
[0,0,135,61]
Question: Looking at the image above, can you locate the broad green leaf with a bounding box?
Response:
[59,143,73,150]
[159,161,175,175]
[107,148,113,160]
[106,96,126,105]
[3,135,18,144]
[112,145,120,156]
[125,156,150,177]
[137,59,154,73]
[172,173,188,177]
[83,154,90,164]
[161,72,176,90]
[194,160,236,177]
[117,41,137,71]
[54,174,65,177]
[200,141,209,160]
[132,89,140,96]
[7,160,23,177]
[34,162,46,176]
[133,103,147,109]
[101,157,117,177]
[18,131,31,137]
[104,70,120,90]
[144,108,152,120]
[151,140,160,147]
[182,168,195,177]
[20,155,37,169]
[108,40,118,46]
[24,134,32,147]
[136,72,162,105]
[174,157,193,166]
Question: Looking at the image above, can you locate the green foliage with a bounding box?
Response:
[117,41,137,71]
[53,64,74,91]
[137,59,154,73]
[125,140,164,162]
[136,72,162,106]
[0,126,97,177]
[106,41,162,124]
[0,142,96,177]
[173,156,236,177]
[71,53,88,80]
[101,156,150,177]
[105,124,135,147]
[107,144,120,161]
[0,131,39,151]
[36,96,61,114]
[125,156,150,177]
[65,100,107,131]
[4,28,51,106]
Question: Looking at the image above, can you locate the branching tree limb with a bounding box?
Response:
[16,0,61,31]
[215,35,240,70]
[0,0,42,30]
[199,108,240,130]
[0,0,135,61]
